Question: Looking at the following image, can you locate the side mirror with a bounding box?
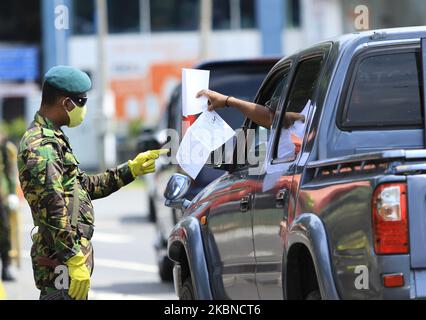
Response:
[164,173,191,210]
[137,130,161,153]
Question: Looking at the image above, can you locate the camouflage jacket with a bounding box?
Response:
[18,112,135,262]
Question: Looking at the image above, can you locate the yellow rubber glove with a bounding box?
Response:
[128,149,169,177]
[0,280,6,300]
[66,251,90,300]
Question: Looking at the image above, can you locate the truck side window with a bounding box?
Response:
[273,55,324,161]
[341,51,423,129]
[247,72,289,165]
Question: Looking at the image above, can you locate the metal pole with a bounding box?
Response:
[41,0,70,74]
[230,0,241,30]
[255,0,285,56]
[140,0,151,33]
[96,0,108,171]
[199,0,213,60]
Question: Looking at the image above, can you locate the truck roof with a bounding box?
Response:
[194,57,281,71]
[326,26,426,52]
[270,26,426,71]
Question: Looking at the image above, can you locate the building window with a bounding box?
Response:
[241,0,256,28]
[73,0,96,35]
[107,0,141,33]
[0,0,41,42]
[71,0,257,35]
[150,0,199,32]
[213,0,231,30]
[287,0,301,28]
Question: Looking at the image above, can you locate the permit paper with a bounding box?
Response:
[182,68,210,116]
[177,111,236,179]
[190,110,236,151]
[178,67,236,179]
[290,99,311,139]
[176,126,211,179]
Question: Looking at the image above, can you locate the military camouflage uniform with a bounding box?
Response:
[17,112,135,295]
[0,138,17,269]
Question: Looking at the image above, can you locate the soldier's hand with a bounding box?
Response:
[128,149,169,177]
[66,251,90,300]
[196,90,229,111]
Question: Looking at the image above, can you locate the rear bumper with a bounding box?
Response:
[412,269,426,298]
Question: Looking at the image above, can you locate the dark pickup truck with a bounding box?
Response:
[164,27,426,300]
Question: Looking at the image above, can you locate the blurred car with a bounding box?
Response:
[138,58,279,281]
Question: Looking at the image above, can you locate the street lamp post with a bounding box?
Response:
[96,0,108,171]
[199,0,213,60]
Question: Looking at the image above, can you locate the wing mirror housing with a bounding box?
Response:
[164,173,191,210]
[137,129,162,153]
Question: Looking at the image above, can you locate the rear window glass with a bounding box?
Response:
[342,51,423,128]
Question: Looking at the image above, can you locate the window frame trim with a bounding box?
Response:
[231,61,293,171]
[270,52,327,164]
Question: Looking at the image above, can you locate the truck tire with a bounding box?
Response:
[158,256,174,282]
[180,277,195,300]
[306,290,321,300]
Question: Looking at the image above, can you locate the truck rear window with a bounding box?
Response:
[341,51,423,129]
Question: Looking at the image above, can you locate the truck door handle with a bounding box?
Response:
[276,189,288,208]
[240,195,250,212]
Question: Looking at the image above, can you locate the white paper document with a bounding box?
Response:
[182,68,210,117]
[176,126,211,180]
[190,110,236,151]
[177,111,236,179]
[290,99,311,139]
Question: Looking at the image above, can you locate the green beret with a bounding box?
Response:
[44,65,92,94]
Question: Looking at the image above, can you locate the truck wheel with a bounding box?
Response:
[158,256,174,282]
[180,277,195,300]
[306,290,321,300]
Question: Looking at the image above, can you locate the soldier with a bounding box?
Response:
[17,66,165,300]
[0,132,18,281]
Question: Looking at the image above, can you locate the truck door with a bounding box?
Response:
[253,53,327,299]
[206,65,290,299]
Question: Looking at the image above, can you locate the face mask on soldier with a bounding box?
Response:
[65,97,87,128]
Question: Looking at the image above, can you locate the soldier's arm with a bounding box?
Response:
[24,143,80,262]
[79,163,135,200]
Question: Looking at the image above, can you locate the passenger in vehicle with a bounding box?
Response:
[197,89,306,158]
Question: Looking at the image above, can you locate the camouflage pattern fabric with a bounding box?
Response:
[0,139,17,260]
[0,140,17,200]
[17,112,135,292]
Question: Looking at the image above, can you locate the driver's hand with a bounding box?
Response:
[196,90,229,111]
[283,112,305,129]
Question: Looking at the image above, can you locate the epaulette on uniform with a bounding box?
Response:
[42,128,55,138]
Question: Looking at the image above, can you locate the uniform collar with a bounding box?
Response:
[34,112,59,131]
[34,112,72,147]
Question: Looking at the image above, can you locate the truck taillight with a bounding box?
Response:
[372,183,409,254]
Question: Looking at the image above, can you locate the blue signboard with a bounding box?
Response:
[0,46,39,81]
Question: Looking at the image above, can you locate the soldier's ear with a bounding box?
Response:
[62,97,74,112]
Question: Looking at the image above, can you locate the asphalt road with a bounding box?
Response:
[3,181,176,300]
